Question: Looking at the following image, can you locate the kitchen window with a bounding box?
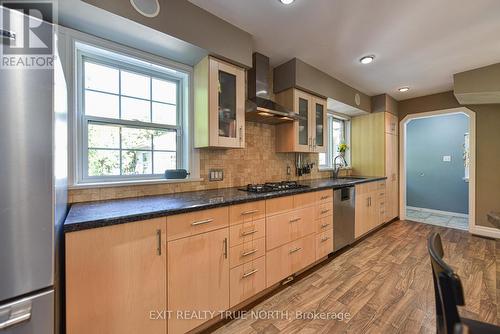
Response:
[319,115,350,169]
[74,43,191,184]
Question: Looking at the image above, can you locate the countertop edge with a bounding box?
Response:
[64,177,387,233]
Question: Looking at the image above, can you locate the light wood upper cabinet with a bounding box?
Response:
[275,88,327,153]
[313,96,327,153]
[66,218,167,334]
[385,112,399,135]
[194,56,245,148]
[168,227,230,334]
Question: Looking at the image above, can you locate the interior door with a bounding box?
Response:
[294,90,312,152]
[313,97,327,153]
[209,58,245,148]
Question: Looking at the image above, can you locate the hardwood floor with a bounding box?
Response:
[212,220,500,333]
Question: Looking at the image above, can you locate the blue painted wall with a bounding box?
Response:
[406,113,469,214]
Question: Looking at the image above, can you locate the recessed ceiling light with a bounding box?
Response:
[398,87,410,92]
[279,0,295,5]
[359,55,375,64]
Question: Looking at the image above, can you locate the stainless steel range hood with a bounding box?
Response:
[246,53,299,124]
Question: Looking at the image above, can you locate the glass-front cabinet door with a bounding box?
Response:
[294,90,313,152]
[313,97,327,153]
[209,57,245,148]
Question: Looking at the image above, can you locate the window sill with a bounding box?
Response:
[68,177,204,189]
[318,166,352,172]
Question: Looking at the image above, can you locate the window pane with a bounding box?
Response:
[152,78,176,104]
[153,130,176,151]
[319,153,326,166]
[88,123,120,149]
[121,70,150,99]
[122,127,152,150]
[152,102,176,125]
[122,150,152,175]
[121,97,151,122]
[85,90,119,118]
[84,62,119,94]
[88,149,120,176]
[154,152,176,174]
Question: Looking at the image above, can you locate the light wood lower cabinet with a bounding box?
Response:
[355,181,387,238]
[65,218,167,334]
[316,230,334,259]
[266,234,316,287]
[168,228,229,334]
[266,206,315,250]
[230,256,266,307]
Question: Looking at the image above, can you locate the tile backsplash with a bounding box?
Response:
[68,122,345,203]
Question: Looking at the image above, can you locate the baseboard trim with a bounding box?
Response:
[406,206,469,219]
[469,225,500,239]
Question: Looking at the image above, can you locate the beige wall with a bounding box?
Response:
[82,0,253,67]
[273,58,372,112]
[399,91,500,228]
[69,122,335,203]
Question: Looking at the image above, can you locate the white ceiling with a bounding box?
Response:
[189,0,500,100]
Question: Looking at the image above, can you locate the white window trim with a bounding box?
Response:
[318,112,351,171]
[57,26,200,188]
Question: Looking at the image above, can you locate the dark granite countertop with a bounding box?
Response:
[64,176,386,232]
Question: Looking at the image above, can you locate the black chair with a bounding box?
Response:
[428,233,500,334]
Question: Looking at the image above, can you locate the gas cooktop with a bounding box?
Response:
[239,181,309,193]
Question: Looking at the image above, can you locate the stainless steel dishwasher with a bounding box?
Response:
[334,186,356,251]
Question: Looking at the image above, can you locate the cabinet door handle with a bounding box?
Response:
[223,238,228,259]
[241,248,258,257]
[289,247,302,254]
[320,195,329,200]
[191,218,214,226]
[239,126,243,144]
[241,229,257,237]
[156,229,162,256]
[241,209,259,215]
[321,236,330,242]
[367,197,370,207]
[289,217,301,223]
[320,209,330,215]
[321,223,330,228]
[242,268,259,278]
[369,197,372,207]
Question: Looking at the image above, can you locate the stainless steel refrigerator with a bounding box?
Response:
[0,5,67,334]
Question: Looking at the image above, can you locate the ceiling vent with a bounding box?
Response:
[130,0,160,18]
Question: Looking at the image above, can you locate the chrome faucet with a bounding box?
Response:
[332,154,347,179]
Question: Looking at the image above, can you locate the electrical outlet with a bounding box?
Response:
[442,155,452,162]
[208,169,224,181]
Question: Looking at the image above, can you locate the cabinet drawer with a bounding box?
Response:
[316,189,333,204]
[373,181,386,192]
[230,237,266,268]
[293,192,316,209]
[315,202,333,220]
[266,234,316,287]
[316,216,333,233]
[230,256,266,307]
[229,201,265,225]
[167,207,229,241]
[229,218,266,247]
[266,206,315,250]
[316,230,333,260]
[266,196,294,216]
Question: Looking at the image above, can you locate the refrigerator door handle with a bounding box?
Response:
[0,301,32,330]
